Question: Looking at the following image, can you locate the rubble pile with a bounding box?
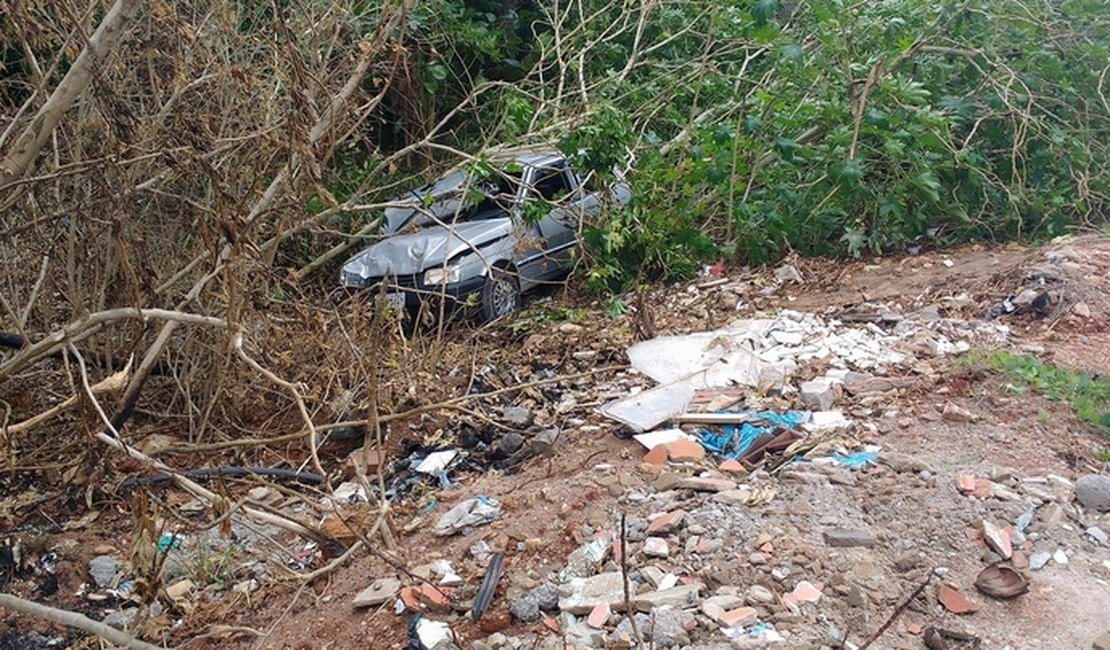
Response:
[601,308,1008,432]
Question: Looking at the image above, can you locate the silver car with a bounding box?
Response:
[338,148,630,321]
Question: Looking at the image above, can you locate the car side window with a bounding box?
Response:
[531,165,574,204]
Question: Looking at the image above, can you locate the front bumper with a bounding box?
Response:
[337,273,486,317]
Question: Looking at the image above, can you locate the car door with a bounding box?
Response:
[529,162,579,279]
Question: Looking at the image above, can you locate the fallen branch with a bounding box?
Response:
[857,572,932,649]
[0,308,227,383]
[0,592,161,650]
[5,360,130,435]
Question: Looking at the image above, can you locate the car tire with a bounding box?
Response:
[480,267,521,321]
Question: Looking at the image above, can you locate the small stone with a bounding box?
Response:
[675,476,735,492]
[102,608,138,630]
[957,475,977,493]
[88,556,119,589]
[981,520,1012,559]
[877,451,934,474]
[1092,630,1110,650]
[353,576,401,608]
[1011,550,1029,569]
[701,594,745,618]
[495,432,524,456]
[747,585,775,604]
[501,405,534,428]
[749,552,767,565]
[511,583,559,621]
[937,584,980,614]
[642,537,669,558]
[942,402,976,423]
[1087,526,1109,545]
[1053,549,1069,565]
[771,566,791,581]
[1029,552,1051,570]
[247,486,281,504]
[640,566,665,588]
[823,528,877,548]
[1076,475,1110,512]
[631,583,703,611]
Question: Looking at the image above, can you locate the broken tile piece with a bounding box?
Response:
[937,584,980,614]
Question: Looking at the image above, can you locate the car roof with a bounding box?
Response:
[483,146,565,168]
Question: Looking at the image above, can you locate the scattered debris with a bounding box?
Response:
[352,576,401,608]
[432,496,500,536]
[937,584,980,614]
[470,552,503,623]
[823,528,878,548]
[974,564,1029,599]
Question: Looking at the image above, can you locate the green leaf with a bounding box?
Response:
[752,0,781,26]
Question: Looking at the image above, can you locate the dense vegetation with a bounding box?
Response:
[405,0,1109,292]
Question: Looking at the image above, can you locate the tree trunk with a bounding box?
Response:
[0,0,142,188]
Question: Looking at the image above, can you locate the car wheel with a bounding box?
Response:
[480,267,521,321]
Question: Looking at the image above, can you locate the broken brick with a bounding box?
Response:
[716,606,758,628]
[643,444,668,465]
[719,458,746,474]
[937,584,980,614]
[587,602,610,629]
[646,510,686,534]
[666,439,706,462]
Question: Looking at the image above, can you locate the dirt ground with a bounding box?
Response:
[3,234,1110,650]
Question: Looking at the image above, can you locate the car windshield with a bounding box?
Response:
[382,168,520,234]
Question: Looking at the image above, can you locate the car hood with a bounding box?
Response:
[341,218,514,280]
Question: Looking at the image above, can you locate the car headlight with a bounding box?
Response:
[340,269,364,287]
[424,265,463,285]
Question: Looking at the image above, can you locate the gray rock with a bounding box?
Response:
[495,432,524,456]
[564,622,605,649]
[649,608,691,647]
[558,572,625,615]
[1029,552,1051,570]
[746,584,775,604]
[562,536,611,579]
[877,451,935,474]
[509,582,559,621]
[529,428,560,455]
[102,607,138,630]
[610,610,691,647]
[501,406,534,428]
[1076,475,1110,512]
[88,555,119,588]
[1088,526,1109,545]
[823,528,878,548]
[632,582,703,611]
[1093,629,1110,650]
[352,576,401,608]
